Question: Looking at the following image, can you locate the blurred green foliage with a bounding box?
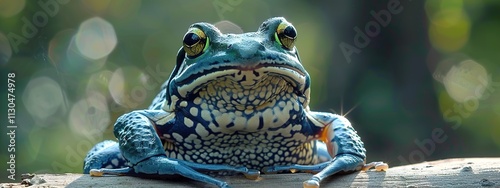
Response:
[0,0,499,181]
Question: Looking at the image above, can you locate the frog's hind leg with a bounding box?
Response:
[83,140,130,174]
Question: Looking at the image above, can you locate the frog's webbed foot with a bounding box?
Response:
[361,161,389,171]
[87,110,258,188]
[83,140,130,174]
[302,154,366,188]
[299,160,388,188]
[263,154,365,188]
[288,112,387,188]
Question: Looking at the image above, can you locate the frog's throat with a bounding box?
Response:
[176,66,307,99]
[163,66,311,113]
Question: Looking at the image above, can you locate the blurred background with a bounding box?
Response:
[1,0,499,181]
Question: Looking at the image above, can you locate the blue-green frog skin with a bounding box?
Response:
[83,17,387,188]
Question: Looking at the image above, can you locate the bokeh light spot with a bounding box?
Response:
[22,76,65,121]
[0,0,26,17]
[86,70,113,99]
[442,60,488,103]
[428,9,470,53]
[69,91,110,137]
[75,17,117,60]
[0,32,13,65]
[109,68,126,107]
[109,66,148,108]
[66,33,108,73]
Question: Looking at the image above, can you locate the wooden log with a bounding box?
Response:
[1,158,499,187]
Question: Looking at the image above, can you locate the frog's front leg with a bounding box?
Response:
[301,113,387,188]
[88,110,258,188]
[264,112,388,188]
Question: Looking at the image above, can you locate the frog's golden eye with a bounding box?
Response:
[183,28,209,58]
[275,22,297,50]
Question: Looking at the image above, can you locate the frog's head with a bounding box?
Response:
[163,17,311,116]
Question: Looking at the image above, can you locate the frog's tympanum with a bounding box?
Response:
[84,17,387,188]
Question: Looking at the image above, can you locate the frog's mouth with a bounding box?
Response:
[175,65,308,109]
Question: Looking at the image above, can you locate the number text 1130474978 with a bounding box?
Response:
[7,73,17,181]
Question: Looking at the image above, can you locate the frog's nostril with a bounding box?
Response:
[258,45,265,51]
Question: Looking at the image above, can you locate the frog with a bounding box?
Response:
[83,17,388,188]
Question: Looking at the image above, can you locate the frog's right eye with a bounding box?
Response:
[275,21,297,50]
[183,28,209,58]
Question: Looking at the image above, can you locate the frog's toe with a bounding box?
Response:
[361,161,389,171]
[89,169,104,177]
[376,163,389,171]
[303,179,320,188]
[89,167,133,176]
[83,140,130,174]
[243,169,260,180]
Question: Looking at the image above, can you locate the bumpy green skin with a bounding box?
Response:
[84,17,367,188]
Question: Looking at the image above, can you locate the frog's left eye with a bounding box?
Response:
[183,28,209,58]
[275,22,297,50]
